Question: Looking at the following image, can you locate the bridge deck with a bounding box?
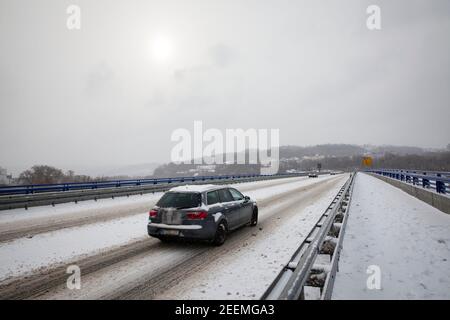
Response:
[333,173,450,299]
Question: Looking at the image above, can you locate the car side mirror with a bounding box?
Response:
[243,196,250,202]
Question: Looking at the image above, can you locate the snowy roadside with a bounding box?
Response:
[332,173,450,299]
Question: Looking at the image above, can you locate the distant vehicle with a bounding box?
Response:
[147,185,258,246]
[330,172,337,175]
[308,173,318,178]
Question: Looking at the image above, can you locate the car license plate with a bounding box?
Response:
[163,229,179,236]
[161,209,182,225]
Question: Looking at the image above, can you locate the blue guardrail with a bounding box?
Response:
[0,173,295,196]
[366,169,450,194]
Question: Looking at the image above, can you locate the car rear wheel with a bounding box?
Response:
[250,208,258,227]
[212,221,227,246]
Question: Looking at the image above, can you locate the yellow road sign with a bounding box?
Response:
[362,156,373,167]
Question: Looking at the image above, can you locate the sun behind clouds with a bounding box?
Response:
[151,35,174,63]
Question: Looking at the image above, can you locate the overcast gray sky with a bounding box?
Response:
[1,0,449,173]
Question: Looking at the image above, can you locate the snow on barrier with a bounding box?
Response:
[366,169,450,214]
[261,172,355,300]
[366,169,449,195]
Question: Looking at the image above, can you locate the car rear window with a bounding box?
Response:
[157,192,202,209]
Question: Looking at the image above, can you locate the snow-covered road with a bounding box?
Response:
[0,176,309,242]
[38,174,348,300]
[333,173,450,300]
[0,174,349,299]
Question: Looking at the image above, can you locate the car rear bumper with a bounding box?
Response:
[148,222,203,230]
[147,221,216,240]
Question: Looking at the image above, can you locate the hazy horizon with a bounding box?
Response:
[2,142,447,177]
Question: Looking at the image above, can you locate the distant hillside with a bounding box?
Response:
[151,144,442,177]
[280,144,431,159]
[364,145,426,156]
[280,144,366,159]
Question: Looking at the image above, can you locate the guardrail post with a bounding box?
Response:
[436,174,446,194]
[436,181,445,194]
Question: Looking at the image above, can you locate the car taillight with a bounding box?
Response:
[187,211,208,220]
[149,210,158,218]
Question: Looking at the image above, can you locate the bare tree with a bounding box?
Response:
[19,165,65,185]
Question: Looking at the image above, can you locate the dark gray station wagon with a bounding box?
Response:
[147,184,258,245]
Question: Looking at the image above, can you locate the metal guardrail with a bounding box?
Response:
[366,169,450,195]
[261,172,355,300]
[0,174,269,196]
[0,172,330,210]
